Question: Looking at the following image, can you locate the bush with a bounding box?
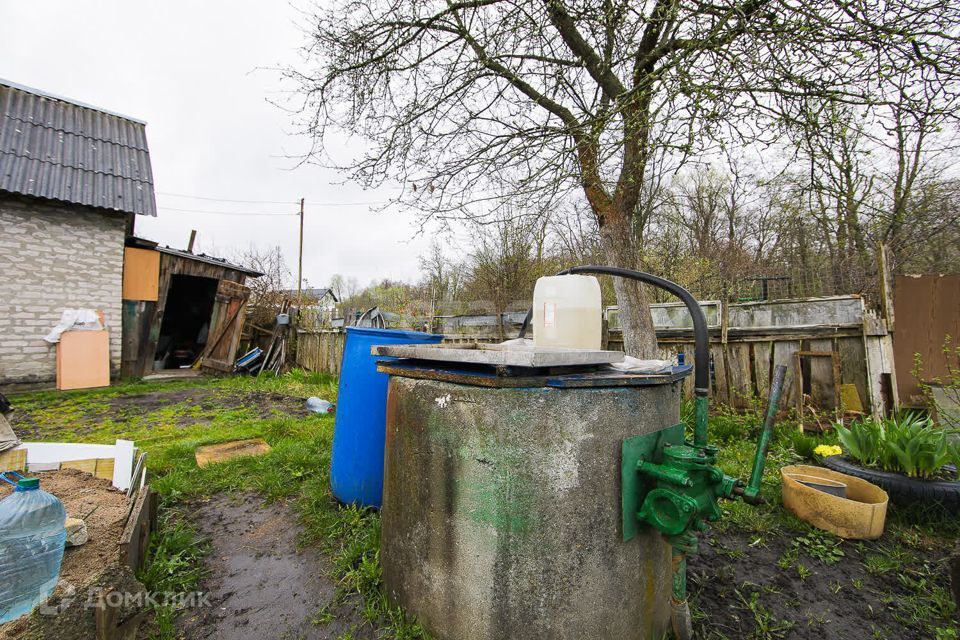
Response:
[784,430,819,460]
[835,413,959,479]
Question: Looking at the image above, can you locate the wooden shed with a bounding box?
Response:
[120,237,262,377]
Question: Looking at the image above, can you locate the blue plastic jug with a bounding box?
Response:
[0,478,67,623]
[330,327,443,507]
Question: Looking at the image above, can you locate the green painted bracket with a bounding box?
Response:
[622,424,685,541]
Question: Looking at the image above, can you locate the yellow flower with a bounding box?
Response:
[814,444,842,457]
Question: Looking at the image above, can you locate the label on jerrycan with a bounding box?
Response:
[543,302,556,327]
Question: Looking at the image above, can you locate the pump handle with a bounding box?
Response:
[741,364,788,504]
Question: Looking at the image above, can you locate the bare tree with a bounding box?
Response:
[288,0,960,356]
[463,215,549,339]
[328,273,360,306]
[235,245,293,325]
[419,240,465,317]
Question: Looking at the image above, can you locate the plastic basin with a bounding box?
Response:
[781,464,888,539]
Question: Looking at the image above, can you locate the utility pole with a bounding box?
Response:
[297,197,305,297]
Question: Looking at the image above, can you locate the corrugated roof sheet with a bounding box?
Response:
[0,79,156,216]
[156,245,264,277]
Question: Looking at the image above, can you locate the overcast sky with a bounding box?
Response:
[0,0,448,288]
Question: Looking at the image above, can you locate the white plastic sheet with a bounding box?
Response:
[43,309,103,344]
[605,356,673,374]
[497,338,535,349]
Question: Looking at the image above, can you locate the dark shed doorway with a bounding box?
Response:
[154,275,218,369]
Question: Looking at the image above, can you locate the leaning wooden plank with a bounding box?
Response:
[864,335,893,419]
[807,340,839,413]
[879,333,899,413]
[57,330,110,390]
[119,487,154,573]
[836,337,870,413]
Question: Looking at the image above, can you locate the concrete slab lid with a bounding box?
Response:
[371,343,625,367]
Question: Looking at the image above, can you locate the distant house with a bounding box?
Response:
[286,287,339,328]
[0,80,157,387]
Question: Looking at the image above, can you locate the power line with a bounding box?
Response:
[156,206,298,216]
[156,190,397,207]
[157,191,300,205]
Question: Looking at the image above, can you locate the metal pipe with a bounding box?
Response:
[637,460,693,487]
[670,548,693,640]
[556,266,711,446]
[743,364,788,504]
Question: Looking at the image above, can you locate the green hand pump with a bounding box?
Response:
[555,266,788,639]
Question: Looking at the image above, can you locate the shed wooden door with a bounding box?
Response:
[201,280,251,372]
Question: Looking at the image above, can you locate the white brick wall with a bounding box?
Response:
[0,196,126,386]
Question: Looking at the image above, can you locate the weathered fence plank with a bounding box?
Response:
[836,337,869,412]
[772,340,801,411]
[710,344,729,405]
[726,343,754,410]
[753,341,773,400]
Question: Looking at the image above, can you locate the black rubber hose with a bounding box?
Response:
[520,266,710,398]
[518,309,533,338]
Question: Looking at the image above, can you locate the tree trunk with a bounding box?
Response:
[598,215,658,358]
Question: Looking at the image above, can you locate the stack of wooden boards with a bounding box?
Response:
[257,300,292,376]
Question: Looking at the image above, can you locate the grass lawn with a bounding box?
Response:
[7,372,959,639]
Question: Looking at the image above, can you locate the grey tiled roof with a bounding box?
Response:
[0,79,156,216]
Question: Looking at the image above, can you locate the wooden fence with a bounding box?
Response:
[294,295,897,419]
[606,296,897,421]
[295,330,347,377]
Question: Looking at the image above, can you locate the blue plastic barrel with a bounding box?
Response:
[330,327,443,507]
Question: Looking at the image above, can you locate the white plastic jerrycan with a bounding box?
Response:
[532,275,602,350]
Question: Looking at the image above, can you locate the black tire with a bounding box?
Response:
[819,456,960,513]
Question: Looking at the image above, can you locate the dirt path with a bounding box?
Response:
[176,493,369,640]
